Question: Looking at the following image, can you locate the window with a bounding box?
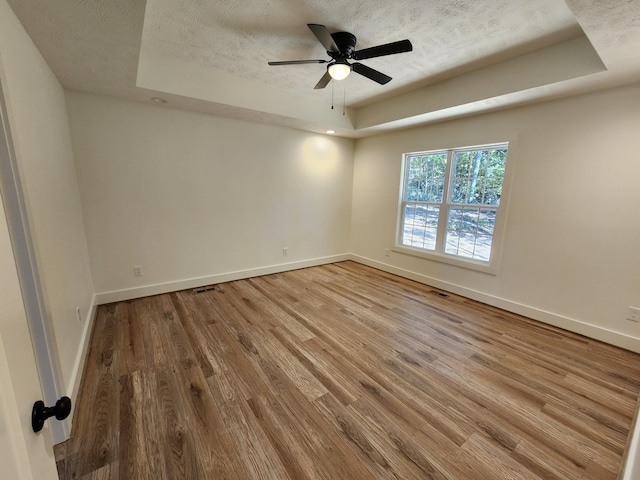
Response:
[397,143,509,271]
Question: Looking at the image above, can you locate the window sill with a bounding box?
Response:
[392,245,498,275]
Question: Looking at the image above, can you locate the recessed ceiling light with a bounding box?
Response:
[326,130,336,134]
[151,97,167,103]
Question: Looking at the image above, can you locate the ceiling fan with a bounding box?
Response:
[268,24,413,89]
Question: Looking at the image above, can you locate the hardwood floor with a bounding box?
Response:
[54,261,640,479]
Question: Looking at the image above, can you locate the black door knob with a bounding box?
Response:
[31,396,72,433]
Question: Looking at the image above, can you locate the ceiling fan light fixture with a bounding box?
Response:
[268,24,412,89]
[328,62,351,81]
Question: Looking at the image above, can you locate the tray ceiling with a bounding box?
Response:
[6,0,640,137]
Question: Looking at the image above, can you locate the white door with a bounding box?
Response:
[0,79,69,444]
[0,195,58,479]
[0,82,59,478]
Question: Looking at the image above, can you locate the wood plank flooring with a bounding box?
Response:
[54,261,640,479]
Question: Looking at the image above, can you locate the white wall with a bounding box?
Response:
[66,92,355,299]
[0,0,94,399]
[351,83,640,351]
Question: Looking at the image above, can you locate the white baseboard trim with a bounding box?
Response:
[66,294,97,430]
[95,254,351,305]
[349,254,640,354]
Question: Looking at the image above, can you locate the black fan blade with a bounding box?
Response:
[353,39,412,60]
[314,71,332,90]
[268,59,328,66]
[307,24,339,53]
[352,63,392,85]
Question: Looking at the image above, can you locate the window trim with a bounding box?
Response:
[394,141,515,275]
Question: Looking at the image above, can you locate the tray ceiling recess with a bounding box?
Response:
[8,0,640,137]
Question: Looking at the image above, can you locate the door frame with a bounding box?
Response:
[0,79,69,443]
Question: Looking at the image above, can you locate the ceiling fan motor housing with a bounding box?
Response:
[330,32,357,58]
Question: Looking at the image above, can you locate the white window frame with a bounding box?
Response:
[394,142,514,275]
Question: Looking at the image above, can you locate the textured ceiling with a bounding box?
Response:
[6,0,640,137]
[141,0,580,105]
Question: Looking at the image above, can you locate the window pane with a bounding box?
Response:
[426,205,440,228]
[445,231,468,258]
[406,179,422,201]
[447,207,463,233]
[451,148,506,206]
[445,207,496,260]
[478,208,496,237]
[473,236,493,262]
[401,203,438,250]
[406,153,447,203]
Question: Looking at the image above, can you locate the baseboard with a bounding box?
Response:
[95,254,351,305]
[66,293,97,434]
[349,254,640,354]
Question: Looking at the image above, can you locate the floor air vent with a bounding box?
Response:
[430,290,449,298]
[194,285,217,294]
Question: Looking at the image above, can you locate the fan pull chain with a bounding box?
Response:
[331,81,334,110]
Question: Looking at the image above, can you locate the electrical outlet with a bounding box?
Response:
[76,306,82,324]
[385,248,391,257]
[134,265,144,277]
[283,247,288,257]
[627,306,640,322]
